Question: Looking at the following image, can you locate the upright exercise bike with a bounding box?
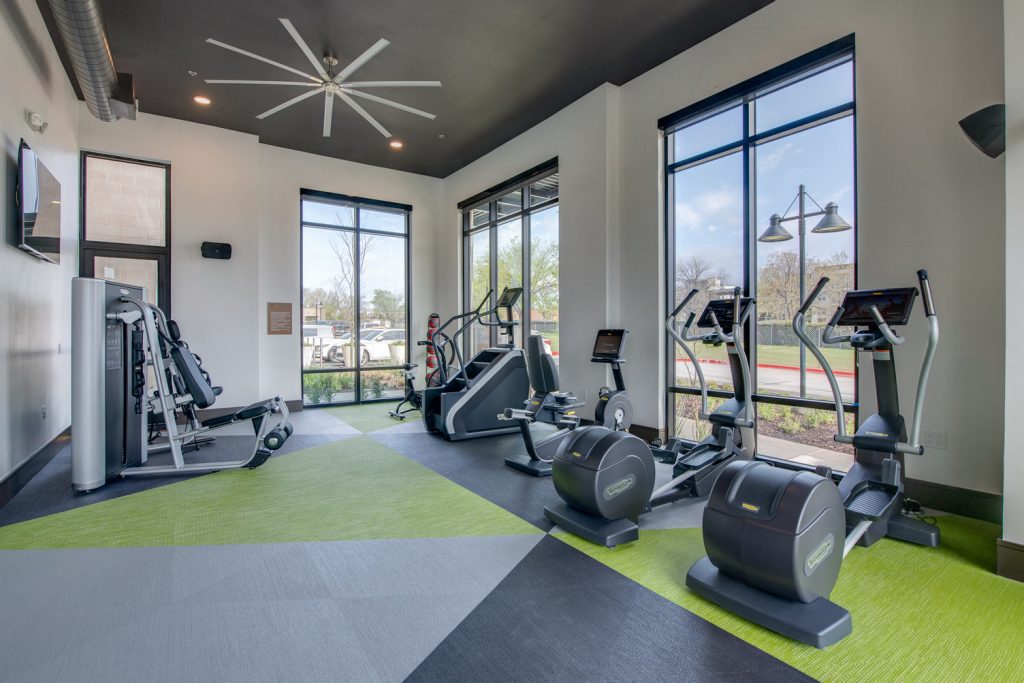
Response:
[686,270,940,648]
[543,288,755,546]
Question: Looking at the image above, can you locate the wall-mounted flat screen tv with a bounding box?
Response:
[17,139,61,264]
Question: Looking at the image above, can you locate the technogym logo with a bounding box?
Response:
[804,533,835,577]
[603,474,636,500]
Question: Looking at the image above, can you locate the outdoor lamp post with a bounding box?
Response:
[757,184,851,398]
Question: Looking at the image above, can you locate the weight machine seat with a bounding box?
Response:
[526,334,559,394]
[200,400,273,429]
[170,345,218,409]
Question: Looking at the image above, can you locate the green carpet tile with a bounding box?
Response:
[324,402,406,433]
[557,515,1024,682]
[0,436,537,549]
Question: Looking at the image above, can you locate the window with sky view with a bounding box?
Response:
[665,44,856,471]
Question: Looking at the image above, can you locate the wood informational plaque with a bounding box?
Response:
[267,303,292,335]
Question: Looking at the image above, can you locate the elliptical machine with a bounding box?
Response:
[686,270,940,649]
[543,289,755,547]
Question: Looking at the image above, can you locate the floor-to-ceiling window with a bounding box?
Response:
[300,190,410,407]
[663,36,857,471]
[461,161,559,360]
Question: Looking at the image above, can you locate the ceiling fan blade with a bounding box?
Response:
[343,81,442,88]
[206,38,320,82]
[205,79,321,86]
[256,87,324,119]
[337,91,391,137]
[279,18,330,80]
[323,92,334,137]
[341,88,436,120]
[333,38,390,83]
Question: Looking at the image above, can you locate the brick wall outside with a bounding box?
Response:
[84,156,166,246]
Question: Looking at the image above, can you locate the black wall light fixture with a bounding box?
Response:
[959,104,1006,158]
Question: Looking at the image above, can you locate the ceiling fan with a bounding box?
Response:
[205,18,441,139]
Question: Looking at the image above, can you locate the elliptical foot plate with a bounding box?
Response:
[686,557,851,649]
[543,502,639,547]
[505,455,552,477]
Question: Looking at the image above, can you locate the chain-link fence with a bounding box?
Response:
[755,322,849,349]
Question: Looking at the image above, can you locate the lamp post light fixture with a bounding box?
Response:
[757,184,851,398]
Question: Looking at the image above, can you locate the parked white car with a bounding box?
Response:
[360,328,405,364]
[321,328,406,365]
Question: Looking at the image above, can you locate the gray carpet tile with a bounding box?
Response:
[408,535,814,682]
[0,535,543,683]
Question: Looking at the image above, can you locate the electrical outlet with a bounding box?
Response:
[41,404,47,420]
[922,429,946,450]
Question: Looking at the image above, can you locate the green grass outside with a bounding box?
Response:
[677,343,855,374]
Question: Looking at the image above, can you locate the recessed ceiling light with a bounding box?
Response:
[193,95,212,106]
[389,139,404,149]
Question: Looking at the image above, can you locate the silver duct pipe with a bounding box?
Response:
[49,0,133,121]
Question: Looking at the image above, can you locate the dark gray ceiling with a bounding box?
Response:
[39,0,772,177]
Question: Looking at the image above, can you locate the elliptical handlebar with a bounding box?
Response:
[726,287,755,429]
[792,279,849,440]
[666,289,709,419]
[908,269,939,453]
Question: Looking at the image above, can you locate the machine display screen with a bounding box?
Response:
[697,298,752,329]
[496,287,523,308]
[836,288,917,326]
[592,329,627,358]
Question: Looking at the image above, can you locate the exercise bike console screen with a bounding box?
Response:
[697,298,753,329]
[592,329,627,359]
[836,287,917,327]
[496,287,523,308]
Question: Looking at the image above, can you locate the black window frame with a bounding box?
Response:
[299,188,412,408]
[660,35,858,467]
[79,151,172,313]
[459,158,559,354]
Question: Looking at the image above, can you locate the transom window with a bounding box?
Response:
[662,36,857,471]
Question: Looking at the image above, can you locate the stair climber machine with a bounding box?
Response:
[71,277,292,491]
[543,288,756,547]
[421,287,531,441]
[686,271,940,649]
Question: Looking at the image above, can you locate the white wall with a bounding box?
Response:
[0,0,81,482]
[615,0,1005,493]
[440,85,622,418]
[1004,0,1024,545]
[78,113,262,406]
[257,144,442,400]
[78,113,444,407]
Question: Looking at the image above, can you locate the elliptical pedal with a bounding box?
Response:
[677,446,722,470]
[844,482,899,519]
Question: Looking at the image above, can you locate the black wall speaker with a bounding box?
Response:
[959,104,1005,158]
[201,242,232,259]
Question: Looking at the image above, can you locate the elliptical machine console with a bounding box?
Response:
[686,270,940,649]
